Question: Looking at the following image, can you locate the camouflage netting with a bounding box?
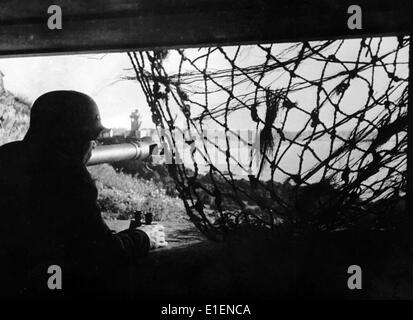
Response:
[126,36,409,240]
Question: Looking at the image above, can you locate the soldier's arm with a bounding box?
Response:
[66,173,151,267]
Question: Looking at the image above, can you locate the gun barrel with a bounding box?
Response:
[86,140,157,166]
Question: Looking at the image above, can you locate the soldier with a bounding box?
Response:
[0,90,166,299]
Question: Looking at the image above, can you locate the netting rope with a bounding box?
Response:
[126,36,409,240]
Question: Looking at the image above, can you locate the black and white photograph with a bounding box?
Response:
[0,0,411,309]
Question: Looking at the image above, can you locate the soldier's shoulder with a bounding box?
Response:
[60,162,97,191]
[0,141,24,158]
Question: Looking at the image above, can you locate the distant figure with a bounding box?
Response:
[0,91,166,299]
[129,109,142,138]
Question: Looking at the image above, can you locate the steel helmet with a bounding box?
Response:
[26,90,106,141]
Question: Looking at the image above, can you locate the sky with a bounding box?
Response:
[0,36,408,132]
[0,52,150,129]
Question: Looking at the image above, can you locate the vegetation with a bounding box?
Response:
[88,164,186,222]
[112,160,179,197]
[0,81,30,145]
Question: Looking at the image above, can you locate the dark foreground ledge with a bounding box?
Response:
[107,228,413,300]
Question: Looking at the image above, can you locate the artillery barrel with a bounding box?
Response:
[86,140,157,166]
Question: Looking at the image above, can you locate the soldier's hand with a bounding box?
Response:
[137,224,168,249]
